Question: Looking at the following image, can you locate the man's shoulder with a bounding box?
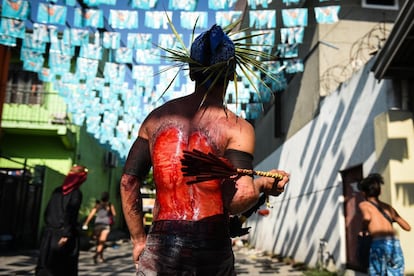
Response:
[221,109,253,127]
[359,200,377,211]
[145,98,186,119]
[359,200,370,208]
[378,201,393,211]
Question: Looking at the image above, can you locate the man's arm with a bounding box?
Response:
[391,207,411,231]
[83,207,97,229]
[63,190,82,237]
[120,136,152,268]
[59,191,82,247]
[225,121,289,214]
[110,203,116,217]
[358,202,371,232]
[120,174,146,267]
[254,170,290,197]
[227,171,289,215]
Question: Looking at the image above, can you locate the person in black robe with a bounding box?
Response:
[35,165,88,276]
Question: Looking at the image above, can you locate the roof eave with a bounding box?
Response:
[372,1,414,80]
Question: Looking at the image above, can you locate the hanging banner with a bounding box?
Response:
[281,8,308,27]
[1,0,30,20]
[314,5,340,24]
[37,3,67,25]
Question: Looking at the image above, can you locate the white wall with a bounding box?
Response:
[248,59,390,270]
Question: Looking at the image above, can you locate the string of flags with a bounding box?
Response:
[0,0,341,161]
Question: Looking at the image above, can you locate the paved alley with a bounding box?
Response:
[0,240,304,276]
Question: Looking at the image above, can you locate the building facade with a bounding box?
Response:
[248,0,414,274]
[0,47,124,248]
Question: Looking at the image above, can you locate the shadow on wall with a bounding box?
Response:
[396,183,414,206]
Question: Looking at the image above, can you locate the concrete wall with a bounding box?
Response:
[247,59,414,273]
[254,2,400,164]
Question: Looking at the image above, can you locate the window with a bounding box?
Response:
[6,70,44,104]
[362,0,399,10]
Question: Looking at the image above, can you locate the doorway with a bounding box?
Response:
[340,165,365,271]
[0,166,43,250]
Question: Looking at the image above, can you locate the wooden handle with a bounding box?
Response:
[236,168,284,180]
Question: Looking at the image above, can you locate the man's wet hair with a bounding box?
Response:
[358,173,384,197]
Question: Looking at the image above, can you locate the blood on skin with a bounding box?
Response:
[152,127,224,221]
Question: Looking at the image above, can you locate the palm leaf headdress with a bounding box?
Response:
[158,15,279,108]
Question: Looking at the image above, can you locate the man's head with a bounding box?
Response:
[189,24,236,84]
[62,165,88,195]
[101,191,110,202]
[358,173,384,198]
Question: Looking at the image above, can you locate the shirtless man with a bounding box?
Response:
[120,24,290,275]
[358,173,411,276]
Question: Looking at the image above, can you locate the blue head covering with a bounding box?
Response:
[190,24,236,78]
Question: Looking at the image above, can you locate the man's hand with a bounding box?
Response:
[132,237,146,270]
[260,169,290,196]
[58,237,68,247]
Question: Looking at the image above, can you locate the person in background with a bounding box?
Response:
[35,165,88,276]
[358,173,411,276]
[83,191,116,264]
[120,23,290,275]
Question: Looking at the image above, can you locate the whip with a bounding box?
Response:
[181,149,284,184]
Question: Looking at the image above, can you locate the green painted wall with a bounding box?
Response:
[74,125,124,229]
[0,122,126,245]
[0,133,74,172]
